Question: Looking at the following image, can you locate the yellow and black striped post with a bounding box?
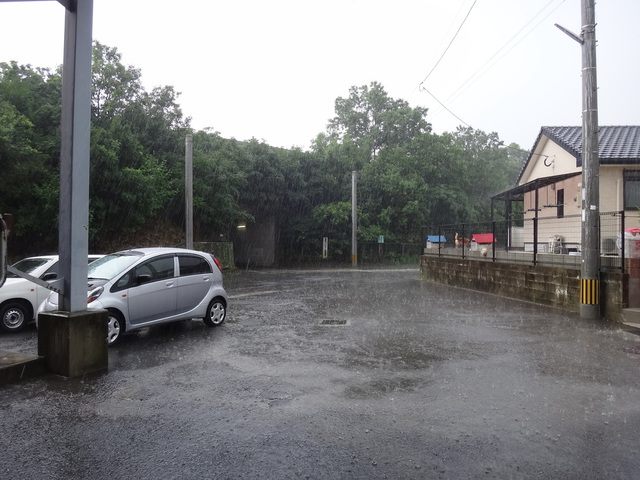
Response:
[580,278,600,306]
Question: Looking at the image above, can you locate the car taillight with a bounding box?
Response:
[213,257,222,271]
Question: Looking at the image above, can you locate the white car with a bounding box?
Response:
[39,247,228,345]
[1,254,102,332]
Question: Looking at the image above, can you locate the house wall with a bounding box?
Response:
[522,175,582,216]
[521,169,633,249]
[601,167,623,212]
[600,166,640,213]
[522,136,639,217]
[420,255,628,322]
[522,175,583,247]
[522,136,579,183]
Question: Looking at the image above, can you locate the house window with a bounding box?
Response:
[557,188,564,218]
[624,170,640,210]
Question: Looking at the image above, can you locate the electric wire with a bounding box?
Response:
[420,0,567,126]
[421,87,471,128]
[439,0,567,110]
[417,0,478,128]
[418,0,477,90]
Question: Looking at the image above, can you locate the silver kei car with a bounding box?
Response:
[39,247,228,345]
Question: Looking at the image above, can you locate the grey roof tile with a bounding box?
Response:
[518,125,640,183]
[542,125,640,160]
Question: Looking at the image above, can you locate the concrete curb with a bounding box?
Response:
[0,350,45,386]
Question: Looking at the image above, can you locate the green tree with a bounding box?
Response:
[89,118,175,246]
[327,81,431,161]
[91,42,142,124]
[88,43,191,248]
[0,62,61,252]
[451,126,526,220]
[190,130,249,239]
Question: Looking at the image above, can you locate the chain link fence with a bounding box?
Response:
[422,211,640,272]
[358,241,422,264]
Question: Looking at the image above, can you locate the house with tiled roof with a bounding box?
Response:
[493,126,640,253]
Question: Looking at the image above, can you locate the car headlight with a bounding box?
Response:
[87,286,104,304]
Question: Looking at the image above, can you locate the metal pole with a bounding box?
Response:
[491,221,496,261]
[185,134,193,250]
[0,214,7,289]
[58,0,93,312]
[621,211,625,272]
[351,171,357,267]
[579,0,601,319]
[533,183,539,265]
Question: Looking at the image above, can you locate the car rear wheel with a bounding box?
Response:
[0,302,30,332]
[107,310,125,345]
[203,298,226,327]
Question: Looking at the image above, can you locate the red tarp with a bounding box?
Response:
[472,233,495,244]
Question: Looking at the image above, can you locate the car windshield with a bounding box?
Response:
[8,258,52,278]
[87,252,143,281]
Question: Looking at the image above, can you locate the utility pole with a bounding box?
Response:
[185,134,193,250]
[351,171,357,267]
[556,0,600,319]
[579,0,601,319]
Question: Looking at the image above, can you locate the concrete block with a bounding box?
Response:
[38,309,108,378]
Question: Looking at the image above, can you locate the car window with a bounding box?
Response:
[40,256,100,280]
[89,253,142,280]
[134,256,175,282]
[178,255,212,276]
[112,270,134,292]
[8,258,52,278]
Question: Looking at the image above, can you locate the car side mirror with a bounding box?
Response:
[42,272,58,281]
[137,274,152,285]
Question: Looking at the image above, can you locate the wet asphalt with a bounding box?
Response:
[1,266,639,479]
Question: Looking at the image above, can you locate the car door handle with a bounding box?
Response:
[202,275,210,281]
[165,281,174,287]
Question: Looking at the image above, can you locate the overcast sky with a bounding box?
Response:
[1,0,638,151]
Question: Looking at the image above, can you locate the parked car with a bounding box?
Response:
[0,254,103,332]
[39,247,228,345]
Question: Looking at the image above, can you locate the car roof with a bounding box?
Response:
[15,255,57,262]
[15,254,103,261]
[113,247,212,257]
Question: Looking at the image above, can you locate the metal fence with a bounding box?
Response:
[358,241,422,264]
[422,210,640,272]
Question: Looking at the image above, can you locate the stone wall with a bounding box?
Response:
[420,256,628,322]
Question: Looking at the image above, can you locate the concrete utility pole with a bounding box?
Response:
[351,171,358,267]
[556,0,601,319]
[579,0,601,319]
[185,134,193,250]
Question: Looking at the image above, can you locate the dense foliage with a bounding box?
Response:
[0,44,526,263]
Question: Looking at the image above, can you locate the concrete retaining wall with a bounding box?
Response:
[420,256,628,322]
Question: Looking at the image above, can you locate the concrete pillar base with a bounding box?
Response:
[580,303,601,320]
[38,309,108,378]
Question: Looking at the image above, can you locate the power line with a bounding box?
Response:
[418,0,477,90]
[421,87,470,128]
[424,0,567,125]
[442,0,567,108]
